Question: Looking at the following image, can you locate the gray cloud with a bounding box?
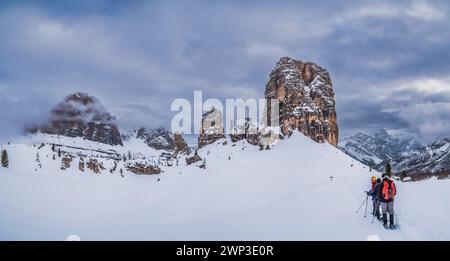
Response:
[0,0,449,144]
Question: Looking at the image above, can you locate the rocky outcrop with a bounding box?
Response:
[198,107,225,148]
[230,117,258,145]
[186,151,202,165]
[264,57,339,147]
[86,158,104,174]
[61,155,72,170]
[174,133,191,155]
[135,127,191,154]
[125,160,161,175]
[30,92,123,146]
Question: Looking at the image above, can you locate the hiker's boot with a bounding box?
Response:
[389,214,395,229]
[382,214,388,228]
[377,213,382,221]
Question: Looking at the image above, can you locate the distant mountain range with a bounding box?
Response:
[340,130,450,180]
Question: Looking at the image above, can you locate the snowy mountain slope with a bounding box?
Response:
[1,133,179,178]
[339,129,422,172]
[340,130,450,179]
[394,138,450,176]
[0,132,449,240]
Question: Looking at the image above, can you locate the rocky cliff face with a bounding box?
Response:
[31,92,123,146]
[265,57,338,146]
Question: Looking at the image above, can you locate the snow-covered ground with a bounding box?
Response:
[0,132,449,240]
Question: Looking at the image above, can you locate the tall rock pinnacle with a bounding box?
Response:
[264,57,339,146]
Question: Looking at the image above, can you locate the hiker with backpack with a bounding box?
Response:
[367,177,382,221]
[378,174,397,229]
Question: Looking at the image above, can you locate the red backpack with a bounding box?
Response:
[382,180,396,201]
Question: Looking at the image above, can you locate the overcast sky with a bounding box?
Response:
[1,0,450,144]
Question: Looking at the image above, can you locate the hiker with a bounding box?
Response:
[378,174,397,229]
[371,178,382,221]
[366,176,381,221]
[370,176,377,191]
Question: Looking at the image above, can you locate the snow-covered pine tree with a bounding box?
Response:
[1,149,9,168]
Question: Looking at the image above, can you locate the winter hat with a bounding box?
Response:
[371,176,377,183]
[376,178,381,183]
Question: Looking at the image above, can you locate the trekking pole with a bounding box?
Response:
[364,195,369,218]
[355,195,368,213]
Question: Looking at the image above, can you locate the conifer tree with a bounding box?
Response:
[1,149,9,168]
[385,162,392,177]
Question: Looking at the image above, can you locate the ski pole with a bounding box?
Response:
[356,193,368,213]
[364,195,369,218]
[356,197,367,213]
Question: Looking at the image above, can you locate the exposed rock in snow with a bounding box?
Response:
[28,92,123,146]
[174,133,191,155]
[198,107,225,148]
[230,117,259,145]
[265,57,339,146]
[125,160,161,175]
[185,152,202,166]
[86,158,105,174]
